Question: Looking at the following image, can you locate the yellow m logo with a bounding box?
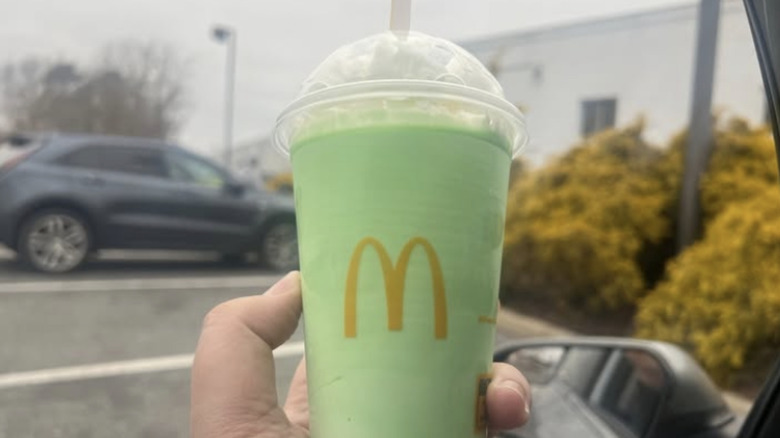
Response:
[344,237,448,340]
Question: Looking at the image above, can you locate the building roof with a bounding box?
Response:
[461,0,743,53]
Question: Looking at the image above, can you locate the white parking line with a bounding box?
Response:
[0,275,281,294]
[0,341,305,390]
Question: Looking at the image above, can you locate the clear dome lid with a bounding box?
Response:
[299,31,505,97]
[275,31,527,156]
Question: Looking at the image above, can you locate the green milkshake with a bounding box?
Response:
[275,32,527,438]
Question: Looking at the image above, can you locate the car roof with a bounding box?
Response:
[45,132,177,149]
[1,131,178,150]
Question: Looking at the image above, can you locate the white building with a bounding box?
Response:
[235,0,767,176]
[461,0,767,163]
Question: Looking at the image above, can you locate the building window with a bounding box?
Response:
[581,98,617,137]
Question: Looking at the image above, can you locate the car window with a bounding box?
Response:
[596,350,667,437]
[101,147,168,178]
[58,145,103,170]
[167,151,226,188]
[64,145,168,178]
[2,2,780,437]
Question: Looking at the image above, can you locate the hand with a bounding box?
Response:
[191,272,531,438]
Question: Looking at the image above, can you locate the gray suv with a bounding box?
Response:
[0,133,298,273]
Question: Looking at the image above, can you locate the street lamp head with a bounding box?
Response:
[211,25,233,43]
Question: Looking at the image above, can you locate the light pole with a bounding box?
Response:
[211,25,236,169]
[678,0,721,250]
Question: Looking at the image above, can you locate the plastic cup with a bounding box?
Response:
[275,31,527,438]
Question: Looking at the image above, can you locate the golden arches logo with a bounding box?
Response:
[344,237,448,340]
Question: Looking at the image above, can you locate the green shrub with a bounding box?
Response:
[502,123,677,311]
[636,187,780,383]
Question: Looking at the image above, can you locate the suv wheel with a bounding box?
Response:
[18,209,91,273]
[259,220,298,272]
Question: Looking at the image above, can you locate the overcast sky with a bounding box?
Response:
[0,0,694,154]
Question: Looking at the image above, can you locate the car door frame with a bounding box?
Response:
[740,0,780,437]
[737,358,780,438]
[745,0,780,167]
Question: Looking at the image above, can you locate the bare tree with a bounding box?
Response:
[94,40,187,138]
[0,40,188,139]
[1,59,82,132]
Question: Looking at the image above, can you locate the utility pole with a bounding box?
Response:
[678,0,721,250]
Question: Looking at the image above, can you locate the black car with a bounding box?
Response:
[0,133,298,273]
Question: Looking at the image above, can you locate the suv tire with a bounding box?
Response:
[259,220,298,272]
[17,209,91,273]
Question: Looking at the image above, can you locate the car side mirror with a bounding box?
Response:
[503,345,566,385]
[494,337,736,438]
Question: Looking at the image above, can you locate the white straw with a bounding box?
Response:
[390,0,412,33]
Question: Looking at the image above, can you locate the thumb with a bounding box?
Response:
[191,272,303,438]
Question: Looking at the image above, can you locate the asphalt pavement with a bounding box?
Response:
[0,249,298,438]
[0,248,519,437]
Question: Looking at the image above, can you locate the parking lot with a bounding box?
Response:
[0,248,298,437]
[0,248,517,437]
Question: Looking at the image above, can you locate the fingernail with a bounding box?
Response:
[499,380,530,414]
[498,380,524,398]
[267,271,299,296]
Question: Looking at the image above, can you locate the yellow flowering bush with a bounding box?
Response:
[636,187,780,382]
[700,120,778,223]
[502,118,779,382]
[502,123,677,311]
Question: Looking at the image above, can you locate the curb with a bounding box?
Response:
[496,308,754,416]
